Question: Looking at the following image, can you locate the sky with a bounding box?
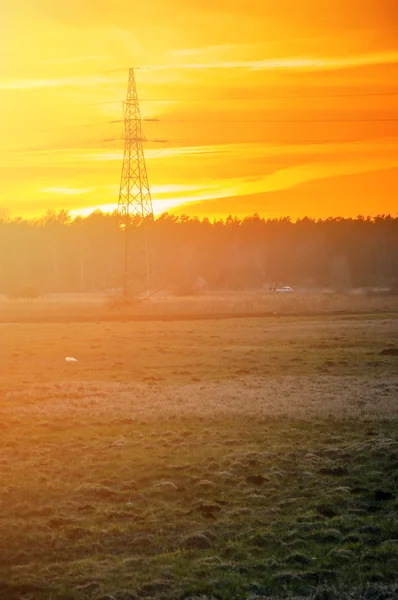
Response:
[1,0,398,220]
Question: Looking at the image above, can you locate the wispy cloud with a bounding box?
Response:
[0,75,117,90]
[41,55,107,65]
[144,51,398,72]
[170,44,238,58]
[3,51,397,91]
[181,155,398,205]
[82,145,228,162]
[40,187,93,195]
[4,139,397,171]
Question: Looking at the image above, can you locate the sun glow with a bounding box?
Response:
[2,1,398,219]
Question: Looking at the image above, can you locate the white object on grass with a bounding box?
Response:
[65,357,78,362]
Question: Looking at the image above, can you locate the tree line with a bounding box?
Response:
[0,211,397,295]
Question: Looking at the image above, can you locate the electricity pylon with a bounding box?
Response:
[117,68,166,303]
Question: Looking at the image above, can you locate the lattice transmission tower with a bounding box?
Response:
[117,68,166,302]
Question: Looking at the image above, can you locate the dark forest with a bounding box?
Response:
[1,211,397,294]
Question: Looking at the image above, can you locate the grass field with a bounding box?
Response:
[1,313,398,599]
[1,290,398,322]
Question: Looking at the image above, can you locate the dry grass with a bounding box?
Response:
[1,314,398,599]
[3,375,398,422]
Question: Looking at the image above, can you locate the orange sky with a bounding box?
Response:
[1,0,398,220]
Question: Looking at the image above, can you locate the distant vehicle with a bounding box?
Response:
[275,286,293,293]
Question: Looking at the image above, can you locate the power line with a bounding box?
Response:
[103,136,168,143]
[101,137,398,146]
[120,117,398,124]
[7,137,398,163]
[89,91,398,105]
[82,116,398,132]
[138,92,398,101]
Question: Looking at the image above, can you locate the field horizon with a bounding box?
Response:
[1,290,398,325]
